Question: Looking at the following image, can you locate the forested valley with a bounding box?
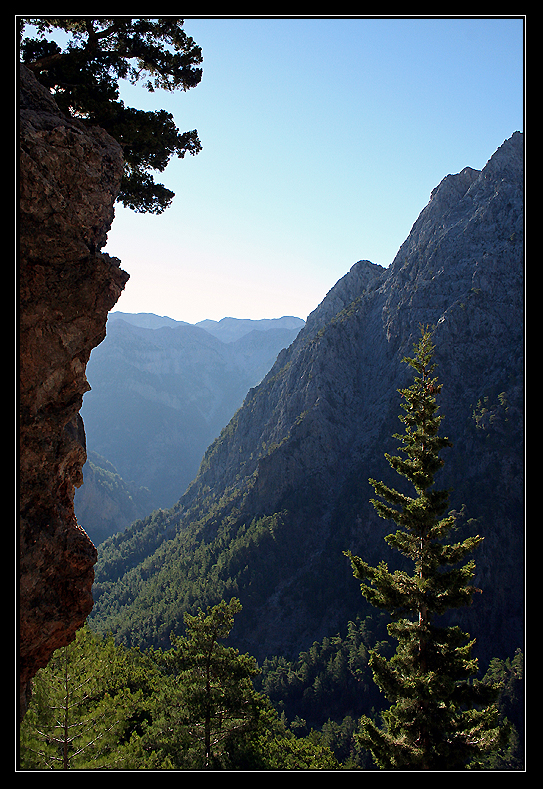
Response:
[20,330,525,770]
[19,604,524,770]
[18,20,524,771]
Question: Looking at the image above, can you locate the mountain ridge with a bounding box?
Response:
[108,311,305,340]
[89,132,523,669]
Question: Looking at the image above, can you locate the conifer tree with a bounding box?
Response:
[19,18,203,213]
[148,598,262,770]
[344,326,509,770]
[19,626,138,769]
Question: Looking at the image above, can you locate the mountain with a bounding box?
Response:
[75,315,304,542]
[196,316,307,343]
[107,312,189,329]
[74,452,155,547]
[108,312,305,339]
[89,133,524,671]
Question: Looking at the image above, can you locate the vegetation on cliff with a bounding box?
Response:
[19,18,203,213]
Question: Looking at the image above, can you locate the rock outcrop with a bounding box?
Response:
[19,64,129,714]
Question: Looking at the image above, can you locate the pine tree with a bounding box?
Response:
[344,326,510,770]
[19,18,203,213]
[147,598,262,769]
[19,626,138,769]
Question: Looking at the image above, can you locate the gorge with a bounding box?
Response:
[18,45,523,720]
[90,132,524,672]
[74,313,305,545]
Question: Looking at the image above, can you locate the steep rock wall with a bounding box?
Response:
[19,64,129,714]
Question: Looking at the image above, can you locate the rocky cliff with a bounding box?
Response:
[19,64,129,714]
[90,132,523,670]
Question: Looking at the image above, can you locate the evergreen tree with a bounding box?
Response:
[344,326,510,770]
[19,18,203,213]
[478,649,524,769]
[146,598,262,769]
[19,626,139,769]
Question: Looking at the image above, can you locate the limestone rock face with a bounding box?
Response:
[18,64,129,713]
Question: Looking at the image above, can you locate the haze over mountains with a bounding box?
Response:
[75,314,304,543]
[88,132,524,675]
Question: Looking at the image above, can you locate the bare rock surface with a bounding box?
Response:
[19,64,129,713]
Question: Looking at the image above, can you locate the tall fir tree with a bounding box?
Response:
[345,326,510,770]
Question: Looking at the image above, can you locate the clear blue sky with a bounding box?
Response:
[104,16,524,324]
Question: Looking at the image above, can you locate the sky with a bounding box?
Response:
[102,16,524,324]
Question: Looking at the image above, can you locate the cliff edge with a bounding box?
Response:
[18,64,129,715]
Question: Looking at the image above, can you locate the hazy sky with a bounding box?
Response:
[104,16,524,324]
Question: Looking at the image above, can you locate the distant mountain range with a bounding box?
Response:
[108,312,304,341]
[88,132,524,673]
[75,314,304,543]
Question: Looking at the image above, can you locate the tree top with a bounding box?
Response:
[19,18,203,214]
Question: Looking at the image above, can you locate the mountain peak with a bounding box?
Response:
[304,259,387,337]
[196,316,305,343]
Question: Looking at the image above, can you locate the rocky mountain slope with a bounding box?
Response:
[75,314,304,541]
[73,451,155,547]
[19,64,129,712]
[90,132,524,672]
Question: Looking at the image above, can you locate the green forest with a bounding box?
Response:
[19,331,525,770]
[19,606,523,770]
